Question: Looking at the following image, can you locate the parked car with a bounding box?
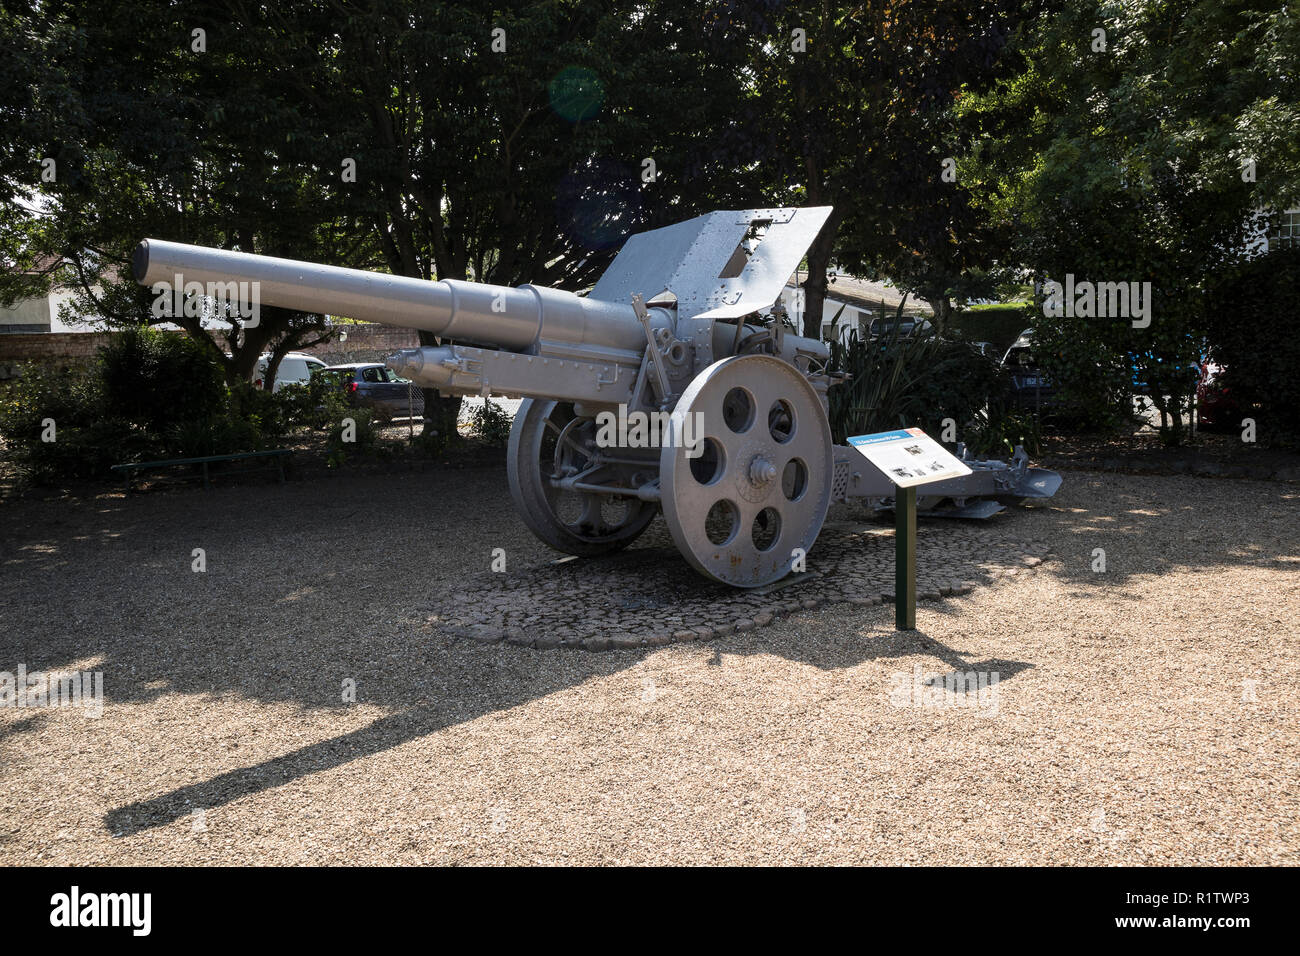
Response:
[317,363,424,422]
[254,352,327,392]
[868,315,933,339]
[1001,328,1056,411]
[1196,361,1242,430]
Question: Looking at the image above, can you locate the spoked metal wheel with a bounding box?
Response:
[660,355,833,587]
[507,398,658,557]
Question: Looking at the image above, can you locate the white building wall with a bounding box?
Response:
[1244,207,1299,257]
[774,286,878,344]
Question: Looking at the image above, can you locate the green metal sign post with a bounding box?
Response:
[895,485,917,630]
[847,427,970,632]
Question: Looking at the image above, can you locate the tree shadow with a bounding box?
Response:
[0,466,1292,837]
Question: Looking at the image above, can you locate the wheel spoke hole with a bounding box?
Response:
[689,437,726,485]
[722,387,756,434]
[781,458,808,501]
[752,507,782,551]
[600,497,630,529]
[768,399,795,443]
[705,499,740,546]
[554,492,585,526]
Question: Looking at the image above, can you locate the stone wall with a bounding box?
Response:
[308,325,419,365]
[0,324,419,379]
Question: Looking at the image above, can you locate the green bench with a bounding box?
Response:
[111,448,294,492]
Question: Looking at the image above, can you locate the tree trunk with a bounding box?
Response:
[416,328,462,442]
[926,297,953,336]
[800,207,840,340]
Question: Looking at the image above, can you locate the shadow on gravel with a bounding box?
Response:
[0,466,1293,836]
[101,628,1032,837]
[102,703,456,836]
[1037,472,1300,588]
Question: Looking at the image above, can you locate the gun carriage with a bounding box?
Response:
[135,207,1059,587]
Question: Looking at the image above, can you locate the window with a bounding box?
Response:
[360,366,401,383]
[316,369,350,387]
[280,359,307,379]
[1271,210,1299,251]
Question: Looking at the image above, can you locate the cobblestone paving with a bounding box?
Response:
[428,518,1051,650]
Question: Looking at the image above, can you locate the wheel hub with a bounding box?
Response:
[748,454,778,487]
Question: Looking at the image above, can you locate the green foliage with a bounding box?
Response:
[466,399,513,446]
[1030,321,1137,433]
[97,326,226,430]
[826,323,1009,448]
[161,415,264,460]
[0,334,320,484]
[324,405,377,468]
[947,304,1036,355]
[957,0,1300,444]
[0,365,157,482]
[711,1,1031,334]
[409,423,453,458]
[0,363,101,437]
[1204,248,1300,445]
[962,409,1042,459]
[263,382,317,431]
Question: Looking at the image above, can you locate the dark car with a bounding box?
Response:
[316,363,424,422]
[1001,329,1056,411]
[867,315,933,340]
[1196,362,1242,430]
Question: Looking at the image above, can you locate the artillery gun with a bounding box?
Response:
[134,207,1059,587]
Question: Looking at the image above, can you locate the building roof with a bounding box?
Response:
[821,274,933,315]
[1,253,63,277]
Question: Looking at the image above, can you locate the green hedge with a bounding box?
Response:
[1205,247,1300,445]
[945,303,1036,356]
[0,327,289,483]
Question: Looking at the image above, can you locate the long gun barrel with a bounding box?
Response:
[132,238,664,356]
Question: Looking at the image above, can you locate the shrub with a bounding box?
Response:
[827,324,1010,447]
[267,381,319,430]
[98,325,226,431]
[0,363,100,437]
[0,337,291,483]
[0,365,154,483]
[1030,321,1137,433]
[466,398,513,445]
[226,383,295,444]
[946,303,1036,355]
[324,402,377,467]
[1204,247,1300,445]
[962,409,1043,459]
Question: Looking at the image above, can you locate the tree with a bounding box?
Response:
[2,0,756,436]
[958,0,1300,443]
[0,0,351,387]
[248,0,757,435]
[702,0,1030,337]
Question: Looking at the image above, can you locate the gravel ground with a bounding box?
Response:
[0,466,1296,865]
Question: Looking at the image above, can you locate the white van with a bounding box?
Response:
[254,352,327,391]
